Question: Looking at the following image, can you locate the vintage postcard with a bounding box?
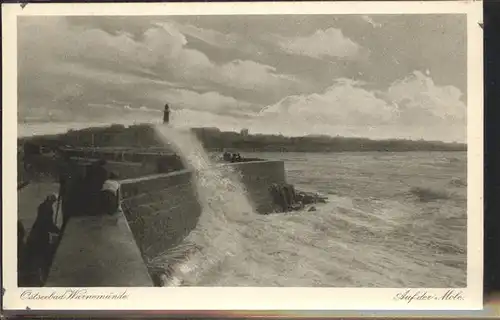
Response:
[2,0,483,312]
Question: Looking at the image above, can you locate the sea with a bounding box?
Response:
[17,123,467,288]
[152,126,467,288]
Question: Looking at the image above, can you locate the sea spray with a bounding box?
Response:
[152,124,256,285]
[143,130,466,287]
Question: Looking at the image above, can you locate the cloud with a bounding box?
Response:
[58,61,261,116]
[17,17,467,142]
[18,48,257,123]
[361,15,382,28]
[259,78,395,125]
[214,60,298,91]
[18,17,297,124]
[151,87,258,117]
[18,17,296,117]
[172,21,259,55]
[277,27,362,59]
[19,71,466,143]
[171,109,253,131]
[250,71,466,142]
[385,71,466,125]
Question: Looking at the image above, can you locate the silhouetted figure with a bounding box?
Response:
[84,159,109,215]
[18,220,25,257]
[100,173,121,216]
[24,194,60,286]
[23,142,41,172]
[163,104,170,124]
[223,152,231,162]
[23,142,41,159]
[58,155,84,231]
[55,151,70,226]
[18,220,26,285]
[56,148,71,183]
[90,159,108,190]
[229,153,242,162]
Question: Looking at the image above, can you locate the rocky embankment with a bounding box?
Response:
[269,183,327,213]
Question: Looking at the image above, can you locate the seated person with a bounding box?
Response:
[100,172,122,216]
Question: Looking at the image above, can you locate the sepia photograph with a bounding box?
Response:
[3,1,483,312]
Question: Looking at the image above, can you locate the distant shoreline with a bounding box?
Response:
[17,123,467,153]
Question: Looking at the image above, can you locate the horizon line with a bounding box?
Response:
[17,121,467,145]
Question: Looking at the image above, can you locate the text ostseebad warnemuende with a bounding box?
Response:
[20,289,129,300]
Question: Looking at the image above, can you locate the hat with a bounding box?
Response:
[46,193,58,202]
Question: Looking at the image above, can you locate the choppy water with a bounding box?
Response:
[152,125,255,286]
[152,125,467,288]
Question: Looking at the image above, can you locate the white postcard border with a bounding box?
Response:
[2,1,483,311]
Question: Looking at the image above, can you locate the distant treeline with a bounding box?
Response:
[18,124,467,152]
[191,127,466,152]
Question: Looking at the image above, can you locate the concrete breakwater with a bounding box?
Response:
[44,159,287,287]
[20,149,184,182]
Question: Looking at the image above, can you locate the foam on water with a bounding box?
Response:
[16,122,467,287]
[153,124,256,285]
[150,126,466,287]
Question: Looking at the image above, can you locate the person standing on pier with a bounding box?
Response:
[84,159,109,215]
[56,149,71,229]
[57,151,84,231]
[18,220,27,285]
[163,103,170,124]
[100,172,122,216]
[24,194,60,286]
[91,159,109,190]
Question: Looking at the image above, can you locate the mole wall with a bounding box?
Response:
[20,151,184,182]
[45,160,287,286]
[120,160,287,260]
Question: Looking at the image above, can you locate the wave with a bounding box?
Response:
[150,124,256,286]
[408,186,451,202]
[141,125,465,287]
[449,177,467,187]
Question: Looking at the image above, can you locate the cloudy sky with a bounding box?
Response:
[18,14,467,142]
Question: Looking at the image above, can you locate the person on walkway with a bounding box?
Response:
[18,220,25,258]
[17,220,26,285]
[24,194,60,286]
[88,159,108,192]
[100,172,122,216]
[56,150,70,231]
[59,156,84,230]
[84,159,109,215]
